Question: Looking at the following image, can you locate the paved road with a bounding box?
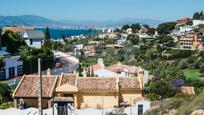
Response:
[51,51,79,75]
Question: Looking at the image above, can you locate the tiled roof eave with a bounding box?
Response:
[79,90,118,92]
[13,96,52,99]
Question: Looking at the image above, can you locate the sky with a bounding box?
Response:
[0,0,203,21]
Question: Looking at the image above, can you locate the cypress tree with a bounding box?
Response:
[43,27,52,49]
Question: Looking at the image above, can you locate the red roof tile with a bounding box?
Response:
[77,77,117,92]
[119,77,140,89]
[106,63,138,74]
[181,86,195,95]
[13,75,57,98]
[60,74,77,86]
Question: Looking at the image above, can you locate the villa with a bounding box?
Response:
[13,69,145,111]
[178,32,203,50]
[20,30,45,48]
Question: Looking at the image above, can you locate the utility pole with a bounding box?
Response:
[38,58,43,115]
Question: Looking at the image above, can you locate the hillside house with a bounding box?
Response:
[0,50,23,80]
[13,71,144,111]
[20,30,45,48]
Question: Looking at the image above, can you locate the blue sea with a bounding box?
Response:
[35,28,98,40]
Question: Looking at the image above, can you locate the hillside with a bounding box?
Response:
[0,15,163,27]
[0,15,64,27]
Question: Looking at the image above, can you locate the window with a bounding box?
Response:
[30,39,33,45]
[17,65,23,76]
[0,68,5,80]
[138,104,143,115]
[9,67,15,78]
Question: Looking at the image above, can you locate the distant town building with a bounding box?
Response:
[176,18,192,25]
[20,30,45,48]
[75,44,84,50]
[2,26,34,34]
[88,58,150,84]
[193,20,204,26]
[178,32,203,50]
[0,50,23,80]
[126,28,133,34]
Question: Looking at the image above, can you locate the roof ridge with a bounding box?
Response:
[12,75,26,98]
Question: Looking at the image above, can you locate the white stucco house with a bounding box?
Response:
[0,50,23,80]
[88,58,151,79]
[20,30,45,48]
[75,44,84,50]
[193,20,204,26]
[134,97,151,115]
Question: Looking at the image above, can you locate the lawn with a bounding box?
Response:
[183,69,202,79]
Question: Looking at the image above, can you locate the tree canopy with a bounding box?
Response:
[193,11,204,20]
[131,23,141,33]
[1,31,26,54]
[0,83,12,104]
[157,22,176,35]
[19,46,54,74]
[127,34,139,45]
[121,24,130,31]
[43,27,52,50]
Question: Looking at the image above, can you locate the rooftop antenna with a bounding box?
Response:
[38,58,43,115]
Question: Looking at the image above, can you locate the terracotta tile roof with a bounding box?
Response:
[3,27,34,33]
[77,77,117,92]
[180,86,195,95]
[106,63,138,74]
[13,75,58,98]
[119,77,140,89]
[60,74,77,86]
[90,64,104,71]
[134,97,150,103]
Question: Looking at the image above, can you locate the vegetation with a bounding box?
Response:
[1,31,26,54]
[127,34,139,45]
[43,27,52,50]
[193,11,204,20]
[183,69,202,79]
[121,24,130,31]
[130,23,141,33]
[0,83,12,105]
[157,22,176,35]
[19,46,54,74]
[145,81,176,98]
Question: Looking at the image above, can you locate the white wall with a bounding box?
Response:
[25,39,42,48]
[193,20,204,26]
[135,100,151,115]
[32,40,42,48]
[3,56,23,79]
[94,69,117,77]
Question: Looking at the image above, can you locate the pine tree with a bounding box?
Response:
[193,12,200,20]
[43,27,52,50]
[200,11,203,17]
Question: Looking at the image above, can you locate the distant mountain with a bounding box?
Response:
[0,15,163,27]
[0,15,65,27]
[61,18,163,27]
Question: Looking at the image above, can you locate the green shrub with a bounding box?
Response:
[0,102,13,109]
[145,93,160,100]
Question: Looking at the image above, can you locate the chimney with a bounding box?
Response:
[97,58,104,68]
[47,68,51,77]
[83,68,87,77]
[138,66,144,91]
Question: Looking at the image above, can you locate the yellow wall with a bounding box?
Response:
[77,92,118,109]
[120,90,142,105]
[17,98,50,109]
